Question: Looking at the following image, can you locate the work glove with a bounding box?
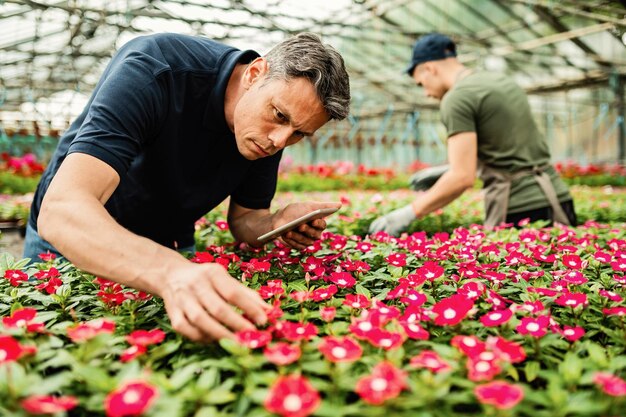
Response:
[368,204,416,236]
[409,165,449,191]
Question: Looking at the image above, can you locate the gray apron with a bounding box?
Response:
[478,161,571,228]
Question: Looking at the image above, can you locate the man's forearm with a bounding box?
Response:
[38,195,188,296]
[412,170,474,218]
[228,208,275,247]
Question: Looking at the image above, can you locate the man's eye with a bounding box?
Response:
[274,108,287,122]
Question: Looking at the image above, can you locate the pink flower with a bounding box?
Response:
[104,380,159,417]
[554,291,588,308]
[264,375,320,417]
[451,335,486,357]
[599,289,623,302]
[343,294,370,309]
[516,316,550,338]
[475,381,524,409]
[603,307,626,317]
[365,329,404,350]
[355,362,407,405]
[125,329,165,347]
[289,291,310,303]
[66,319,116,343]
[4,269,28,286]
[319,306,336,322]
[21,395,78,414]
[416,261,444,281]
[259,284,285,299]
[318,336,362,363]
[235,329,272,349]
[479,309,513,327]
[263,342,301,365]
[356,242,373,253]
[409,350,451,373]
[593,372,626,396]
[488,337,526,364]
[432,294,474,326]
[559,325,585,342]
[399,321,429,340]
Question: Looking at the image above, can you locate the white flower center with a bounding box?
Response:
[443,309,457,319]
[526,323,540,332]
[566,300,577,306]
[489,313,502,320]
[331,347,347,358]
[358,322,372,332]
[122,389,140,404]
[425,358,440,368]
[475,361,491,372]
[0,350,7,361]
[479,352,495,361]
[564,329,575,336]
[283,394,302,412]
[352,302,361,308]
[380,338,392,347]
[296,327,305,335]
[371,378,388,391]
[468,291,477,298]
[464,338,476,347]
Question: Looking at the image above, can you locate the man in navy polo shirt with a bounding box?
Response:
[24,32,350,342]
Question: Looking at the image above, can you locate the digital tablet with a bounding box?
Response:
[257,207,340,243]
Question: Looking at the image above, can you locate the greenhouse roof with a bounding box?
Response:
[1,0,626,119]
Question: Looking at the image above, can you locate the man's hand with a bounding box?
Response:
[368,204,416,236]
[276,201,341,250]
[160,262,269,342]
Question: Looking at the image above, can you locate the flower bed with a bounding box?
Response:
[1,207,625,415]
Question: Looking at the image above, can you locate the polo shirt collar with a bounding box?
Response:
[205,48,260,132]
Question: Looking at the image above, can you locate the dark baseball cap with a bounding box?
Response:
[406,33,457,76]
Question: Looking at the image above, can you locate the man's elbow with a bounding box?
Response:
[37,199,60,244]
[460,174,476,190]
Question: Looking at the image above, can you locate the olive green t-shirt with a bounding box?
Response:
[440,71,571,213]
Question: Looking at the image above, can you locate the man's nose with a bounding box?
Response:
[268,126,293,150]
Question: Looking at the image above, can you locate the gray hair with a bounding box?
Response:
[264,32,350,121]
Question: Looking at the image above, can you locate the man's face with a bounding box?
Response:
[233,63,329,160]
[412,63,446,100]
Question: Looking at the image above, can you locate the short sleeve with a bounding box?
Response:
[231,151,283,209]
[440,88,478,138]
[67,56,167,177]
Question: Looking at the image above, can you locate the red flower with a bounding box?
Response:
[328,272,356,288]
[310,285,337,302]
[356,242,372,253]
[451,335,486,357]
[343,294,370,309]
[554,291,588,308]
[385,253,407,267]
[365,329,404,350]
[474,381,524,409]
[516,316,550,338]
[409,350,451,373]
[3,307,45,333]
[318,336,362,363]
[4,269,28,286]
[277,321,318,342]
[38,252,57,262]
[104,380,159,417]
[21,395,78,414]
[593,372,626,397]
[467,352,502,381]
[35,277,64,294]
[479,309,513,327]
[190,252,214,263]
[487,337,526,363]
[355,362,407,405]
[67,319,116,343]
[399,320,429,340]
[432,294,474,326]
[235,329,272,349]
[34,267,60,280]
[120,345,147,362]
[259,284,285,299]
[319,306,336,322]
[603,307,626,316]
[0,335,36,363]
[289,291,310,303]
[125,329,165,347]
[561,254,584,269]
[264,375,320,417]
[416,261,444,281]
[598,289,623,302]
[263,342,301,365]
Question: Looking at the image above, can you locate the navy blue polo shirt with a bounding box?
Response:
[30,33,282,249]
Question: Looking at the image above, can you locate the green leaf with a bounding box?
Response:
[559,352,582,384]
[355,284,371,298]
[169,363,200,390]
[525,361,541,383]
[587,342,608,367]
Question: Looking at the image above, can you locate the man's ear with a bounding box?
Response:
[243,57,269,89]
